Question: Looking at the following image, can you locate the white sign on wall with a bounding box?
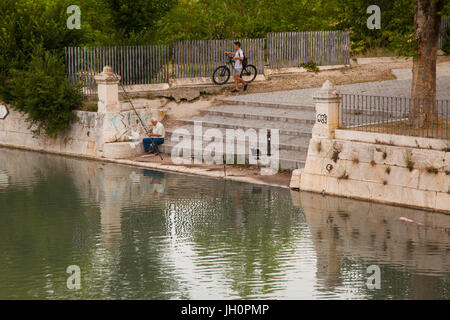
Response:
[0,104,9,119]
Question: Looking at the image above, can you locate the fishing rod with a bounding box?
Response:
[114,73,164,161]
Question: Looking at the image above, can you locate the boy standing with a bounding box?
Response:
[225,42,248,93]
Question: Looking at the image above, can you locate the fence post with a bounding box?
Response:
[312,80,342,139]
[94,66,121,113]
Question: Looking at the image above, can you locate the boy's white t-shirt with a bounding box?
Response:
[234,49,244,69]
[153,122,165,139]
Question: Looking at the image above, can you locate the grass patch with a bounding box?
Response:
[78,101,98,112]
[300,61,319,73]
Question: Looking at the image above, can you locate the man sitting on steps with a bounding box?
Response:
[143,118,165,156]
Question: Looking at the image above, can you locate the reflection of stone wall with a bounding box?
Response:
[292,191,450,275]
[0,148,166,246]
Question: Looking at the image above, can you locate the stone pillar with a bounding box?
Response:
[312,80,342,139]
[95,66,121,113]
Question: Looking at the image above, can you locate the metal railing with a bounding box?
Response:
[338,94,449,140]
[438,17,450,50]
[65,46,170,96]
[172,38,265,78]
[267,31,350,68]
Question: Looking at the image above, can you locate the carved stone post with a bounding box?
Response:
[95,66,120,113]
[312,80,342,139]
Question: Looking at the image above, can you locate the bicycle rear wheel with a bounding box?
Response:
[212,66,231,85]
[241,65,257,83]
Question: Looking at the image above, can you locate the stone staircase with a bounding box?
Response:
[160,98,315,170]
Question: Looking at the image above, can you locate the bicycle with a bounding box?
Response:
[212,54,258,85]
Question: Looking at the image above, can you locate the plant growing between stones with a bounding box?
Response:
[404,150,414,172]
[352,156,359,164]
[316,141,322,153]
[338,171,349,180]
[385,167,391,175]
[370,160,376,167]
[383,180,388,185]
[375,139,394,146]
[331,149,340,163]
[406,159,414,172]
[426,166,439,174]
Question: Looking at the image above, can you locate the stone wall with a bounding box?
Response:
[0,66,162,159]
[296,135,449,212]
[291,81,450,213]
[0,108,99,157]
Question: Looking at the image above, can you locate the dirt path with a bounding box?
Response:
[160,56,450,129]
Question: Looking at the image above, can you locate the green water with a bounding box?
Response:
[0,147,449,300]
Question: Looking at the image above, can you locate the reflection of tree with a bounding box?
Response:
[165,180,304,299]
[0,166,100,299]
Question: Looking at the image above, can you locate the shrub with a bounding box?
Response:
[5,47,83,138]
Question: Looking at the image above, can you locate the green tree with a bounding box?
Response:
[108,0,177,37]
[155,0,338,42]
[335,0,415,55]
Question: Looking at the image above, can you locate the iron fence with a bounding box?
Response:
[65,45,170,95]
[267,31,350,68]
[439,17,450,50]
[172,39,265,78]
[338,94,449,140]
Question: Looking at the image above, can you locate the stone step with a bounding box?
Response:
[159,142,306,170]
[201,105,315,124]
[179,116,313,138]
[221,98,315,111]
[165,126,311,152]
[161,135,309,157]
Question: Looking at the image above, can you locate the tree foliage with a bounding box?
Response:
[0,0,448,136]
[6,46,83,138]
[0,0,87,136]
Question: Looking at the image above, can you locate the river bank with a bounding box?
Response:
[0,145,292,189]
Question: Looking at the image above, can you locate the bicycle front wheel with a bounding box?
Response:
[241,65,257,83]
[212,66,231,85]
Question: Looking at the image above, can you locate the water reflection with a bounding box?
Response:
[0,147,448,300]
[293,191,450,299]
